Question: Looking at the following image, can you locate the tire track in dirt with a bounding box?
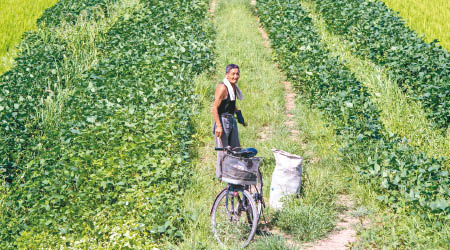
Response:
[303,195,359,250]
[252,1,360,249]
[209,1,361,248]
[252,0,299,142]
[210,0,216,15]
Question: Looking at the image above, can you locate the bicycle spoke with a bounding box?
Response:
[212,189,256,248]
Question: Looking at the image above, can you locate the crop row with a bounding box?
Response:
[0,0,116,199]
[38,0,119,26]
[310,0,450,130]
[257,0,448,219]
[0,0,213,248]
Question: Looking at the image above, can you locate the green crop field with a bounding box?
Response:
[310,0,450,130]
[259,0,448,219]
[0,0,213,248]
[0,0,448,249]
[0,0,58,74]
[381,0,450,50]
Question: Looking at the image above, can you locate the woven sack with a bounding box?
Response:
[269,149,303,209]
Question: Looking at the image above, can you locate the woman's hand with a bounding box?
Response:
[215,126,223,138]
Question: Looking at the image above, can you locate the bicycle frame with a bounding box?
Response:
[210,184,247,216]
[210,148,265,248]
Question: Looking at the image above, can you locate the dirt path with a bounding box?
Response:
[304,195,359,250]
[210,0,216,15]
[252,1,359,249]
[252,0,299,141]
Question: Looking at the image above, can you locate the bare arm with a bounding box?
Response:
[211,84,228,138]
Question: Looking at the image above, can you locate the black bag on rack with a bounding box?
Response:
[221,154,261,185]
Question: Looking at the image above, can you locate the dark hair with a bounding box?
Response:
[225,64,240,74]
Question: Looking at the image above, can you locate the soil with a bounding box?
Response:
[209,1,361,248]
[253,2,299,141]
[210,0,216,15]
[252,1,359,249]
[282,80,300,140]
[303,195,359,250]
[257,125,273,142]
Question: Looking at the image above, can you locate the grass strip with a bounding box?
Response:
[176,0,286,245]
[309,0,450,130]
[177,0,345,248]
[0,0,213,248]
[257,0,447,232]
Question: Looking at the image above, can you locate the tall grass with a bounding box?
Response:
[248,235,297,250]
[381,0,450,50]
[302,0,450,162]
[176,0,346,248]
[36,0,142,128]
[296,1,450,248]
[0,0,58,74]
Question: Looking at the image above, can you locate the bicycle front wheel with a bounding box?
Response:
[211,188,258,248]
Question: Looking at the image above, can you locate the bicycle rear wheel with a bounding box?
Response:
[250,169,264,222]
[211,188,258,248]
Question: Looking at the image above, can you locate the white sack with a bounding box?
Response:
[269,149,303,209]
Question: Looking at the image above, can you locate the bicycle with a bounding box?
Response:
[210,146,265,248]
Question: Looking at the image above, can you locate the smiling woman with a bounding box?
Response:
[0,0,58,74]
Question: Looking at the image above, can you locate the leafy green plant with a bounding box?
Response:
[257,0,448,221]
[309,0,450,130]
[37,0,119,26]
[0,0,214,248]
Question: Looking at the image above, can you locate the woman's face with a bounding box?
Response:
[226,68,240,84]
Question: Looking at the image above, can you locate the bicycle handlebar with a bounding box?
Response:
[215,146,258,159]
[215,146,236,151]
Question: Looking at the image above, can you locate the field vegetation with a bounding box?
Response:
[0,0,213,248]
[258,0,448,217]
[178,0,350,248]
[0,0,58,74]
[1,0,448,249]
[257,0,448,248]
[309,0,450,130]
[381,0,450,50]
[300,0,449,173]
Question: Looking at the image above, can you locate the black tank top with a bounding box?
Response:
[218,83,236,115]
